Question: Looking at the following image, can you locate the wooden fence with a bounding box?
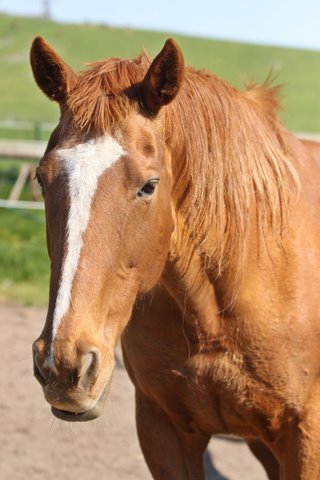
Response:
[0,139,46,159]
[0,119,56,141]
[0,139,46,210]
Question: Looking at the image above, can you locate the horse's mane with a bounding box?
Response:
[166,70,299,273]
[68,53,299,275]
[245,78,283,119]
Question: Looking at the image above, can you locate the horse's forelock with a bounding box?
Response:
[67,52,151,134]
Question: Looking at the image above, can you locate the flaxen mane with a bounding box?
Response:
[68,53,299,275]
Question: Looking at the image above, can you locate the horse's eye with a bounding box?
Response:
[137,179,159,198]
[34,169,45,195]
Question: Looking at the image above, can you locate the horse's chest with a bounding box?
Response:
[182,352,286,438]
[123,325,285,439]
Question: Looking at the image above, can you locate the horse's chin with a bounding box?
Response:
[51,381,110,422]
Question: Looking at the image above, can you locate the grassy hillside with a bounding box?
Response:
[0,13,319,131]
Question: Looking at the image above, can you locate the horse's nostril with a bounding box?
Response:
[32,339,50,386]
[33,353,48,386]
[86,351,97,375]
[79,349,101,388]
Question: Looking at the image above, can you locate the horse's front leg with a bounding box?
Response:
[247,439,280,480]
[277,427,320,479]
[135,388,209,480]
[269,387,320,480]
[272,428,315,480]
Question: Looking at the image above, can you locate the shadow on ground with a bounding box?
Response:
[204,450,229,480]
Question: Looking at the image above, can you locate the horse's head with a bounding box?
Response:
[30,37,184,421]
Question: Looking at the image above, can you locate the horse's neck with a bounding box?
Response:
[162,208,285,338]
[163,72,305,335]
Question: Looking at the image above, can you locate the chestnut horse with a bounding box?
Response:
[30,36,320,480]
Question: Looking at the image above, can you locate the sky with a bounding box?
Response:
[0,0,320,50]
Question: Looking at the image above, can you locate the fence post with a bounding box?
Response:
[34,121,42,141]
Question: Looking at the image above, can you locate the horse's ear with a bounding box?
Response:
[30,36,76,103]
[141,39,184,116]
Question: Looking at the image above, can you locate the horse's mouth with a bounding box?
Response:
[51,380,111,422]
[51,406,100,422]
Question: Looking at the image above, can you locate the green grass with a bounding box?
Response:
[0,207,49,305]
[0,159,49,305]
[0,12,319,131]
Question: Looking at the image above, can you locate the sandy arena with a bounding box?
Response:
[0,304,267,479]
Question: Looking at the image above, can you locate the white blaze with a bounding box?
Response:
[45,136,124,368]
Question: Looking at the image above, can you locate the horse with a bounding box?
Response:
[30,36,320,480]
[302,138,320,164]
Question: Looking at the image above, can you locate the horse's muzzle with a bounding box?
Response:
[50,379,111,422]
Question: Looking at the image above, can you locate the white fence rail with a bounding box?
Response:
[0,119,56,131]
[0,199,44,210]
[0,139,46,159]
[295,132,320,141]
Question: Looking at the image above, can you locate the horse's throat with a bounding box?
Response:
[161,250,222,341]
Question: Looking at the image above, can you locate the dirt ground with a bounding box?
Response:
[0,304,267,480]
